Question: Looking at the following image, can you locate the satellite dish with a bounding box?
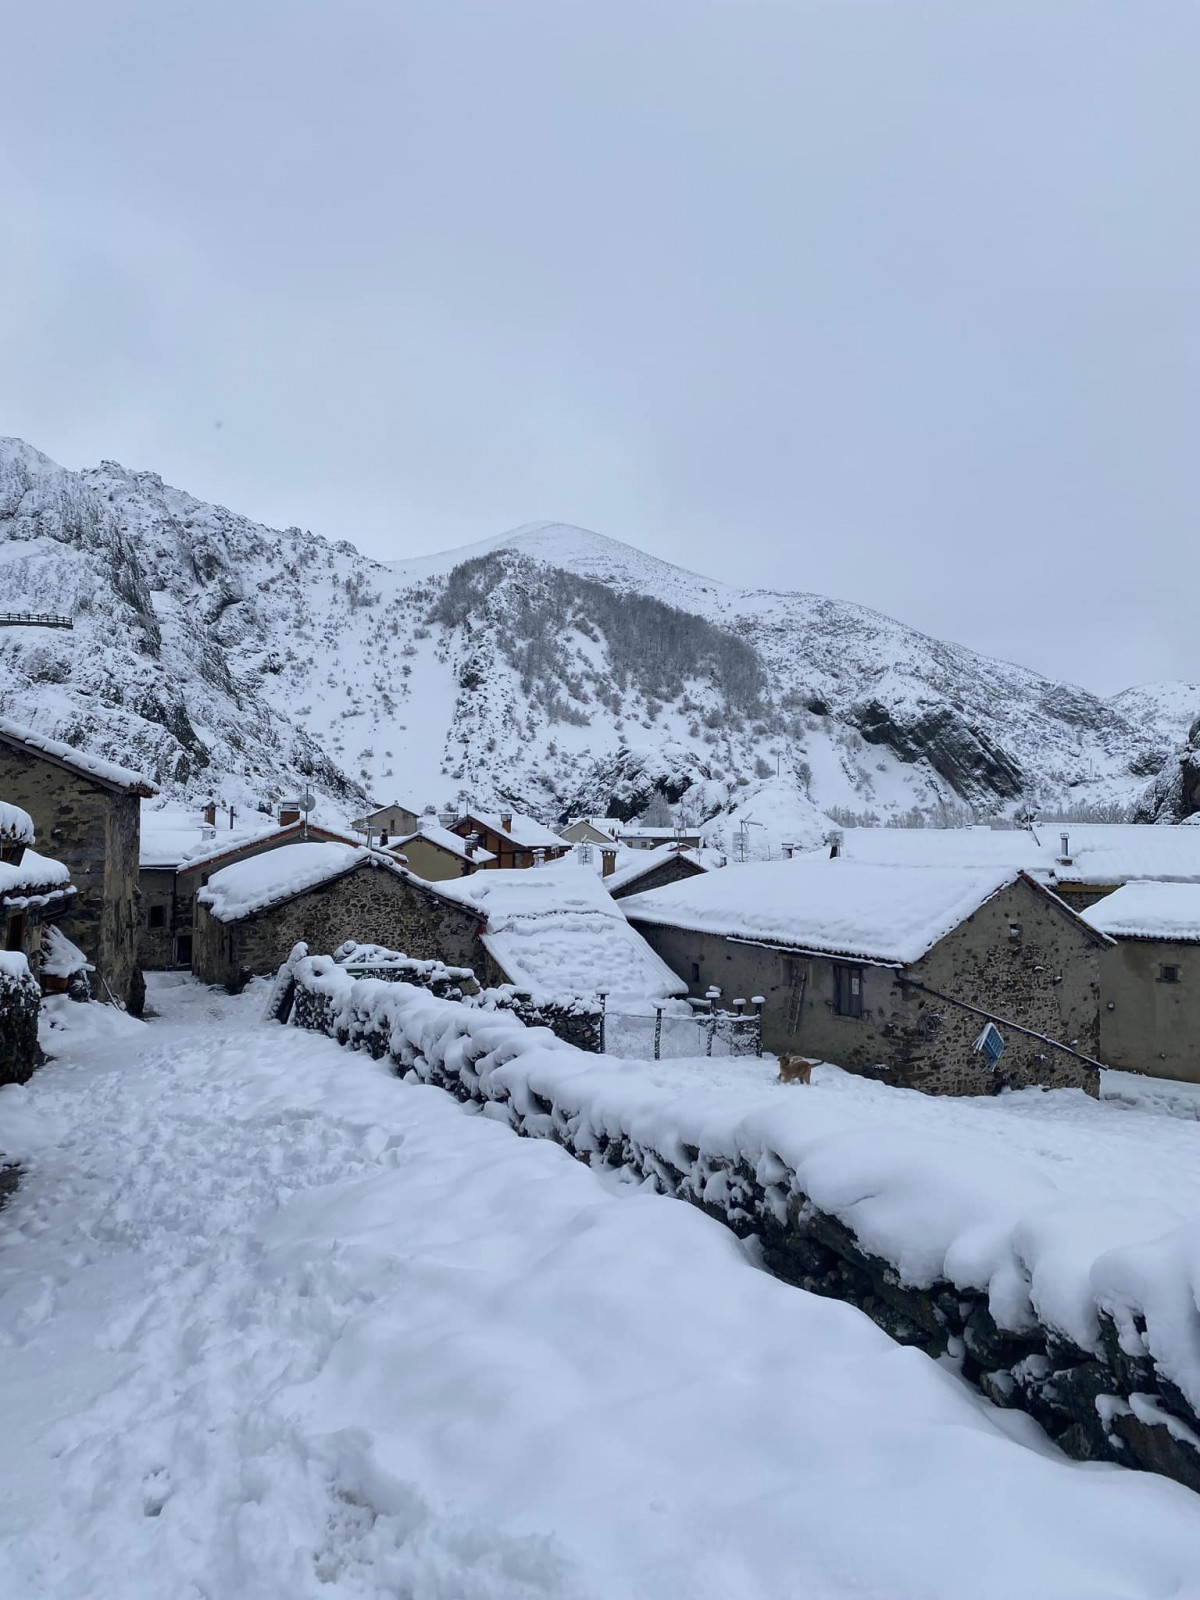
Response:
[298,789,316,814]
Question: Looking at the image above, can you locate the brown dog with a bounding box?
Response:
[777,1054,815,1084]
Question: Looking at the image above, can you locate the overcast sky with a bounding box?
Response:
[2,1,1196,696]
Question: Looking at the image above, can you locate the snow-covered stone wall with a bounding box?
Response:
[286,957,1200,1496]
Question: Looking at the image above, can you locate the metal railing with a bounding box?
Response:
[0,612,74,629]
[601,992,764,1060]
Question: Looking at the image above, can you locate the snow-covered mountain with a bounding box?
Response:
[0,439,1190,852]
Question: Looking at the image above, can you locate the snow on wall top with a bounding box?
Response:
[394,821,496,863]
[622,858,1021,965]
[0,801,35,844]
[1081,882,1200,943]
[0,715,157,796]
[198,842,378,922]
[440,863,685,999]
[461,809,567,850]
[0,847,74,900]
[604,843,707,893]
[802,826,1055,873]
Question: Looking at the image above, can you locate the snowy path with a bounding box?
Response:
[1,979,1199,1599]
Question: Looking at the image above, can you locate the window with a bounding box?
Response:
[691,962,700,984]
[5,911,25,953]
[148,904,166,929]
[1159,964,1182,985]
[832,962,864,1018]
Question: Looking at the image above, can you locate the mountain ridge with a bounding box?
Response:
[0,439,1191,852]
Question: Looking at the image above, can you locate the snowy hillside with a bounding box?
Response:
[0,440,1177,849]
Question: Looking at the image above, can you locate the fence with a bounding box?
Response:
[602,995,763,1060]
[0,612,74,629]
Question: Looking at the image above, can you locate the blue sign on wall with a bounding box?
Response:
[974,1021,1005,1066]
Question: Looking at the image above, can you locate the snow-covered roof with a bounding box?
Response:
[1081,882,1200,943]
[142,815,360,872]
[0,801,35,845]
[0,716,157,796]
[439,864,685,1000]
[803,825,1051,873]
[198,842,387,922]
[0,846,74,903]
[1034,824,1200,887]
[393,821,496,863]
[604,843,707,894]
[621,858,1030,965]
[459,810,567,850]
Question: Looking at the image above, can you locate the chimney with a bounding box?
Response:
[203,800,217,826]
[782,841,795,860]
[828,830,843,859]
[279,804,301,826]
[466,832,479,858]
[1058,831,1072,864]
[501,812,513,833]
[600,846,617,878]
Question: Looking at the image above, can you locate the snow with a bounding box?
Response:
[0,950,33,984]
[0,714,157,795]
[0,847,73,901]
[622,857,1028,964]
[1036,823,1200,887]
[1,974,1199,1596]
[198,841,376,921]
[441,864,685,1000]
[139,804,287,869]
[0,801,34,845]
[1082,881,1200,943]
[302,966,1200,1413]
[39,925,92,978]
[604,842,706,893]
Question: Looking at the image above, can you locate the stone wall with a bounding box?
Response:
[285,960,1200,1497]
[0,743,144,1012]
[138,866,179,970]
[631,878,1101,1096]
[0,954,42,1086]
[194,862,488,991]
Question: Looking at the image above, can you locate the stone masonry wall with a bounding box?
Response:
[285,961,1200,1498]
[195,863,487,991]
[0,743,143,1012]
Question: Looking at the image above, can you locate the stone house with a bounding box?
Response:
[389,822,494,881]
[1,801,76,987]
[605,843,708,901]
[350,801,423,841]
[193,840,491,991]
[140,819,361,971]
[622,858,1107,1096]
[1082,882,1200,1082]
[0,717,156,1014]
[449,809,570,870]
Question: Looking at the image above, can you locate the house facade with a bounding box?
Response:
[350,802,423,840]
[623,861,1105,1096]
[1083,882,1200,1082]
[449,809,570,870]
[193,843,489,990]
[390,823,494,881]
[0,718,156,1013]
[560,818,621,846]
